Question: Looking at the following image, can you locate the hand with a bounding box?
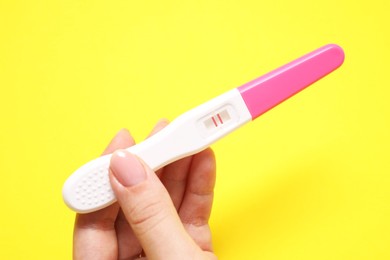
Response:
[73,120,217,260]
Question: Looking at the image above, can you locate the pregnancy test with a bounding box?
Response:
[63,44,344,213]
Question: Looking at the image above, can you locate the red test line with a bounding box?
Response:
[211,117,218,127]
[217,113,223,124]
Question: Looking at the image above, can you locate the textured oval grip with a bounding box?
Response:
[62,154,115,213]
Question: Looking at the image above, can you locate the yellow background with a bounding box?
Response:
[0,0,389,259]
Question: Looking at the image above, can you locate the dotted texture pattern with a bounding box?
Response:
[74,166,114,207]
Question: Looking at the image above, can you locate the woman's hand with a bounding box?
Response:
[73,120,217,259]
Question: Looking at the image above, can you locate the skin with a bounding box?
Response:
[73,119,217,260]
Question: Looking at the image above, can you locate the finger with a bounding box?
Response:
[115,208,143,259]
[73,129,135,260]
[109,150,202,259]
[148,117,193,210]
[178,148,216,252]
[160,156,193,210]
[102,128,135,155]
[114,119,170,259]
[147,118,170,137]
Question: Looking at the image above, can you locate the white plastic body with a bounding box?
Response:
[62,89,252,213]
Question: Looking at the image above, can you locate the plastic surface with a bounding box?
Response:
[238,44,345,119]
[62,89,252,213]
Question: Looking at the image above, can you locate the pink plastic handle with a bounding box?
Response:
[238,44,345,120]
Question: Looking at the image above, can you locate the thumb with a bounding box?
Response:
[109,150,199,259]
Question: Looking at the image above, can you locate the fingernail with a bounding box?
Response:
[110,150,146,187]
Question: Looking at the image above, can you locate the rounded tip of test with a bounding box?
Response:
[323,43,345,68]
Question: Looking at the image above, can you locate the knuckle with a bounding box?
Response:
[128,191,170,235]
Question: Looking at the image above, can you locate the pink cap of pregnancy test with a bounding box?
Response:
[238,44,345,120]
